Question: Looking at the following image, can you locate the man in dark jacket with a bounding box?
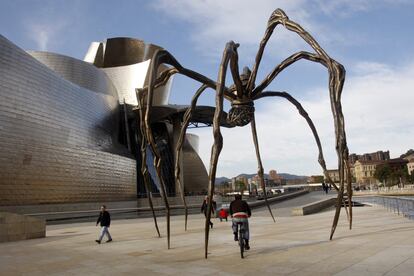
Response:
[229,194,251,250]
[95,205,112,244]
[201,196,216,228]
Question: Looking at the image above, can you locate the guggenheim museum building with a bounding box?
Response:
[0,35,217,208]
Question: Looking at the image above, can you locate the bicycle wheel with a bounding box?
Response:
[239,230,244,259]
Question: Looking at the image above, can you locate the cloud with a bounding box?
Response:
[189,60,414,177]
[26,22,68,51]
[22,0,85,52]
[152,0,323,60]
[152,0,414,62]
[315,0,414,16]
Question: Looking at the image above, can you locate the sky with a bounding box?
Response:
[1,0,413,177]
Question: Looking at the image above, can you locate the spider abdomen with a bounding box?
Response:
[227,103,255,127]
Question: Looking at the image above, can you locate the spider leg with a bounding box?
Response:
[140,49,235,249]
[246,9,287,93]
[328,60,350,239]
[205,41,239,259]
[250,113,276,222]
[253,51,323,97]
[143,112,171,249]
[256,56,348,240]
[140,68,226,233]
[345,154,353,229]
[253,52,352,221]
[136,90,161,238]
[248,9,351,236]
[228,44,244,98]
[265,10,351,237]
[140,50,236,101]
[255,91,350,220]
[255,53,348,240]
[174,84,210,231]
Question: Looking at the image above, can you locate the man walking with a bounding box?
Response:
[95,205,112,244]
[201,196,216,228]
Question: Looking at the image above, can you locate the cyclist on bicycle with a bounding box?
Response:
[229,194,251,250]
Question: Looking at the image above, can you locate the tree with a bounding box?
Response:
[409,172,414,184]
[351,175,356,183]
[309,175,324,183]
[235,180,246,192]
[374,164,392,186]
[376,164,411,187]
[393,166,410,187]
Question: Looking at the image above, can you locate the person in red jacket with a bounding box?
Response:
[218,208,228,222]
[229,194,251,250]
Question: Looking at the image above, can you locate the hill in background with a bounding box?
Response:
[215,173,308,185]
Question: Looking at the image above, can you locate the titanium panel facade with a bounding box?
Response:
[182,134,208,194]
[28,51,118,99]
[84,37,172,106]
[102,61,172,106]
[84,42,104,67]
[0,35,136,205]
[1,35,210,207]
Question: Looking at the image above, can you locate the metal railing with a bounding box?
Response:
[355,196,414,220]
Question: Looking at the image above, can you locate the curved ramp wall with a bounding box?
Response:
[0,35,136,205]
[182,134,208,193]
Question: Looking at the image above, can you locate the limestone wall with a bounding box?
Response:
[291,197,336,216]
[0,212,45,242]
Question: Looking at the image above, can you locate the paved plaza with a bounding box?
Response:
[1,199,414,275]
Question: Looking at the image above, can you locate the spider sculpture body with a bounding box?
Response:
[136,8,352,259]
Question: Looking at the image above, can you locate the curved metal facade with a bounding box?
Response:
[102,61,172,106]
[182,134,209,194]
[28,51,118,99]
[0,35,210,207]
[84,37,172,106]
[0,35,136,205]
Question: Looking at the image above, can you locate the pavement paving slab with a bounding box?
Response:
[1,200,414,275]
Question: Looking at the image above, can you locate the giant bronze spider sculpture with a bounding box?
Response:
[136,8,352,259]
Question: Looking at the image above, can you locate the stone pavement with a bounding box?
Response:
[1,204,414,275]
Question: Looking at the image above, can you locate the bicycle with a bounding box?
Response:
[236,221,246,258]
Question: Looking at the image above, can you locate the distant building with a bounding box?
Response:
[285,178,307,185]
[386,158,409,173]
[269,169,283,185]
[349,150,390,164]
[354,160,382,186]
[354,158,408,186]
[236,176,249,186]
[400,149,414,160]
[325,169,340,183]
[407,159,414,175]
[401,150,414,175]
[251,175,261,183]
[350,165,355,181]
[269,170,279,180]
[308,175,324,183]
[231,176,248,191]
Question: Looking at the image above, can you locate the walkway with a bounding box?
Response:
[1,199,414,275]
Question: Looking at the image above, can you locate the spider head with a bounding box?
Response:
[240,66,253,89]
[227,101,255,127]
[240,67,251,81]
